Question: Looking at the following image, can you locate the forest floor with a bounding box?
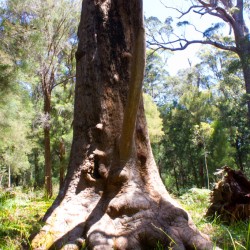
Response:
[0,187,249,250]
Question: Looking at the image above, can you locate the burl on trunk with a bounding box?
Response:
[31,1,214,249]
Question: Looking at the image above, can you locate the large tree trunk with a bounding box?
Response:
[31,1,214,249]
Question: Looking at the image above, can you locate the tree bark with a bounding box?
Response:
[235,136,244,171]
[44,91,52,198]
[59,138,66,189]
[199,162,205,188]
[173,164,180,195]
[33,149,40,189]
[8,164,11,188]
[31,1,214,249]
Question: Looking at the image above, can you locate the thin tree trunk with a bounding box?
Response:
[199,162,205,188]
[31,1,214,249]
[179,160,186,188]
[8,165,11,188]
[33,149,40,189]
[59,138,66,189]
[235,136,244,171]
[173,164,180,195]
[204,150,210,189]
[44,93,52,198]
[190,157,199,187]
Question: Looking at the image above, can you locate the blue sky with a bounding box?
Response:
[143,0,218,75]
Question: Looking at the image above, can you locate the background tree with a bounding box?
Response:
[0,0,80,196]
[0,84,33,187]
[0,8,34,187]
[146,0,250,126]
[143,50,169,104]
[28,0,79,197]
[155,44,249,193]
[193,122,214,189]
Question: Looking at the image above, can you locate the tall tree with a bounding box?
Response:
[31,1,213,249]
[1,0,80,196]
[0,12,33,187]
[147,0,250,126]
[31,0,79,197]
[143,50,169,104]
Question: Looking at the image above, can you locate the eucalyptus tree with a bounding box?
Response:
[197,47,249,172]
[0,76,33,187]
[0,10,33,187]
[31,1,214,249]
[147,0,250,126]
[160,83,216,190]
[29,0,79,197]
[50,83,74,188]
[143,50,169,104]
[158,46,248,191]
[1,0,80,196]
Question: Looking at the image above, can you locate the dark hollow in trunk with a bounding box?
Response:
[31,1,214,249]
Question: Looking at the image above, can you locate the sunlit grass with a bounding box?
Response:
[178,188,249,250]
[0,187,248,249]
[0,188,53,249]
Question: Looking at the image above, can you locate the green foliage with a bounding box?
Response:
[0,74,33,186]
[0,188,53,249]
[50,85,74,177]
[153,45,250,192]
[144,49,169,104]
[203,23,225,38]
[144,93,164,144]
[0,0,80,189]
[177,21,190,27]
[0,187,248,249]
[146,16,173,36]
[179,188,249,249]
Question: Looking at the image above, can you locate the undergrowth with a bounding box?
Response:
[0,187,248,249]
[0,187,53,250]
[179,188,249,250]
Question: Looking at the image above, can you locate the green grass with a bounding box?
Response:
[0,187,248,249]
[179,188,249,250]
[0,188,53,250]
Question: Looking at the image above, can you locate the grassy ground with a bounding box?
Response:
[0,188,53,250]
[179,188,249,250]
[0,187,248,249]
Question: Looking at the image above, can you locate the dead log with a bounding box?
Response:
[206,166,250,223]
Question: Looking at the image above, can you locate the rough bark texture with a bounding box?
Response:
[43,91,53,198]
[31,1,214,249]
[206,166,250,224]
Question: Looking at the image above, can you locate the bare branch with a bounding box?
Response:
[147,38,237,53]
[51,75,75,90]
[159,0,204,18]
[177,5,205,18]
[196,0,213,8]
[195,0,236,26]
